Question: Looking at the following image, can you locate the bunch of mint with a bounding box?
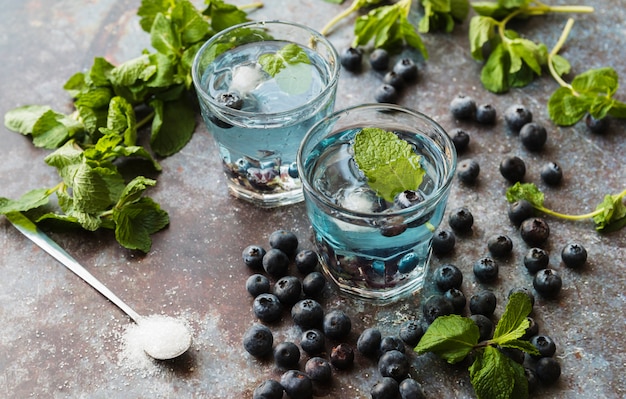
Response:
[415,292,540,399]
[1,0,255,252]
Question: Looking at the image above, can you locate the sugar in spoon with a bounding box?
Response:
[6,212,192,360]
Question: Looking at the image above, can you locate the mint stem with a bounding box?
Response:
[238,2,263,11]
[136,111,155,130]
[548,18,578,93]
[320,0,361,36]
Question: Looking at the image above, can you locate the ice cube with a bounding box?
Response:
[229,62,268,95]
[338,186,385,213]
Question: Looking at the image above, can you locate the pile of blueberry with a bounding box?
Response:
[339,47,419,104]
[241,229,429,399]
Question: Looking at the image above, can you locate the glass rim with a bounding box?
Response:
[297,103,458,218]
[191,20,340,120]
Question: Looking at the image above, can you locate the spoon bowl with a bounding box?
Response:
[7,212,193,360]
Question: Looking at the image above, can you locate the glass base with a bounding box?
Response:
[227,182,304,208]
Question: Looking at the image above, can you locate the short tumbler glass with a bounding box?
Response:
[297,104,457,303]
[192,21,340,208]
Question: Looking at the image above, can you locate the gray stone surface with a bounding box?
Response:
[0,0,624,398]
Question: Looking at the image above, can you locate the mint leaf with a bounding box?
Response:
[149,97,196,156]
[480,42,510,93]
[353,127,425,203]
[469,346,528,399]
[3,105,52,135]
[505,182,544,209]
[492,292,533,344]
[593,192,626,232]
[0,189,51,215]
[415,315,479,363]
[548,86,590,126]
[204,0,249,33]
[469,16,496,61]
[259,43,311,77]
[32,110,84,149]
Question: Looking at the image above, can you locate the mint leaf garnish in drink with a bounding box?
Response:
[415,292,540,399]
[258,43,313,95]
[353,127,425,203]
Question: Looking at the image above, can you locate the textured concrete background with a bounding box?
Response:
[0,0,624,398]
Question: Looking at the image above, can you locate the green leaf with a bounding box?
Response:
[100,96,137,146]
[32,110,84,149]
[415,315,479,363]
[116,176,157,207]
[87,57,115,87]
[571,67,619,96]
[4,105,52,135]
[171,0,210,46]
[109,54,155,88]
[151,12,182,56]
[505,182,544,208]
[508,38,542,75]
[492,292,532,344]
[204,0,249,33]
[593,193,626,232]
[480,42,510,93]
[259,43,311,78]
[550,54,571,77]
[137,0,169,33]
[44,141,84,185]
[71,161,125,214]
[0,188,51,214]
[353,128,425,203]
[149,97,196,157]
[469,346,528,399]
[548,86,590,126]
[500,339,540,356]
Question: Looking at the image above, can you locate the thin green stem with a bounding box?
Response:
[548,18,576,92]
[136,111,155,130]
[238,2,263,11]
[535,205,602,221]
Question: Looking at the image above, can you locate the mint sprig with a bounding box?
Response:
[418,0,470,33]
[258,43,313,95]
[353,127,425,203]
[1,0,261,251]
[506,182,626,232]
[415,292,539,399]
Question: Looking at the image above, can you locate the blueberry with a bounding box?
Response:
[522,316,539,340]
[269,229,299,258]
[473,257,499,283]
[397,252,420,274]
[295,249,318,274]
[280,370,313,399]
[433,264,463,291]
[274,341,300,369]
[305,357,332,383]
[530,334,557,358]
[291,299,323,329]
[323,310,352,340]
[393,58,419,82]
[273,276,302,306]
[475,103,496,124]
[383,70,405,90]
[370,48,390,71]
[399,378,426,399]
[378,350,410,381]
[422,294,454,324]
[524,247,549,274]
[470,314,493,341]
[330,343,355,370]
[533,268,562,298]
[302,271,326,297]
[247,167,279,189]
[379,216,407,237]
[246,274,271,297]
[357,327,382,357]
[394,190,424,209]
[380,336,406,354]
[340,47,362,71]
[432,229,456,256]
[262,248,290,277]
[448,206,474,233]
[540,161,563,186]
[444,288,467,314]
[504,104,532,132]
[499,155,526,183]
[500,347,525,364]
[469,290,497,317]
[487,234,513,257]
[211,91,244,128]
[371,377,400,399]
[508,199,535,227]
[520,217,550,247]
[585,113,609,134]
[375,84,399,103]
[457,159,480,184]
[300,329,325,355]
[561,242,587,269]
[450,95,477,120]
[508,287,535,308]
[287,161,299,178]
[450,128,470,153]
[253,293,283,323]
[243,323,274,357]
[535,357,561,384]
[253,379,284,399]
[398,319,425,347]
[242,245,266,270]
[520,122,547,151]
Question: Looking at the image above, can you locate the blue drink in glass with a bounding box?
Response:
[192,22,339,208]
[298,104,457,303]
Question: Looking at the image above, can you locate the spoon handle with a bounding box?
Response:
[7,212,142,322]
